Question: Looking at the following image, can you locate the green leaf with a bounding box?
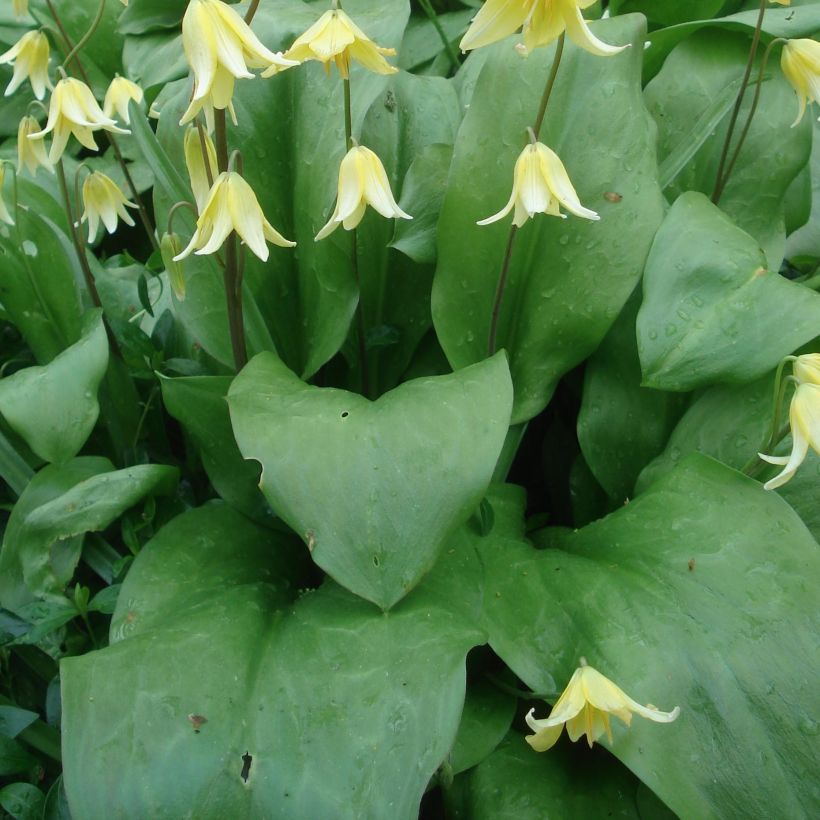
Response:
[0,783,43,820]
[610,0,723,27]
[0,706,38,739]
[160,375,271,523]
[122,29,187,90]
[0,457,178,614]
[118,0,186,34]
[644,31,811,268]
[432,16,664,424]
[229,352,512,608]
[478,460,819,819]
[0,311,108,464]
[0,737,36,776]
[636,192,820,390]
[43,777,72,820]
[447,734,645,819]
[62,502,483,819]
[578,291,689,502]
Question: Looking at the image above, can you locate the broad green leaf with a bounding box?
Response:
[0,457,178,614]
[644,31,811,268]
[228,351,512,608]
[0,311,108,464]
[399,10,472,72]
[432,15,664,424]
[43,777,71,820]
[786,120,820,260]
[118,0,186,34]
[62,502,483,819]
[0,783,44,820]
[0,706,37,739]
[610,0,723,27]
[636,192,820,390]
[478,461,819,819]
[122,29,186,91]
[577,291,689,502]
[447,734,645,819]
[159,375,272,523]
[0,737,36,776]
[449,679,515,776]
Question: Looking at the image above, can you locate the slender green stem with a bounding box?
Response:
[487,36,566,356]
[418,0,460,74]
[166,200,198,236]
[343,76,354,151]
[711,0,767,204]
[244,0,261,24]
[0,428,33,496]
[214,109,248,371]
[61,0,106,71]
[484,672,558,702]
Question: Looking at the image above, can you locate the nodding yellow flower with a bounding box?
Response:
[461,0,626,56]
[793,353,820,385]
[17,116,52,176]
[103,76,144,125]
[478,140,598,227]
[781,39,820,127]
[525,662,680,752]
[183,126,218,212]
[179,0,297,126]
[174,171,295,262]
[13,0,28,20]
[315,145,411,241]
[0,162,14,226]
[160,233,186,301]
[0,30,52,100]
[29,77,128,164]
[81,171,137,243]
[281,8,398,79]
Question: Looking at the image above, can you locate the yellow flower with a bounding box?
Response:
[478,140,598,227]
[793,353,820,385]
[282,8,397,79]
[183,126,218,212]
[460,0,626,57]
[315,145,411,241]
[0,30,52,100]
[13,0,28,20]
[174,171,295,262]
[179,0,297,126]
[160,233,186,301]
[29,77,128,164]
[759,383,820,490]
[81,171,137,243]
[781,39,820,127]
[17,115,52,176]
[103,76,144,125]
[0,162,14,226]
[525,662,680,752]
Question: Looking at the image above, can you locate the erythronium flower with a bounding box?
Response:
[184,126,218,212]
[759,383,820,490]
[0,162,14,225]
[13,0,28,20]
[174,171,295,262]
[315,145,411,241]
[793,353,820,385]
[460,0,627,57]
[525,662,680,752]
[282,8,398,78]
[29,77,128,164]
[103,76,144,125]
[17,115,52,175]
[0,30,52,100]
[160,232,186,300]
[81,171,137,243]
[179,0,297,126]
[478,140,598,227]
[781,39,820,126]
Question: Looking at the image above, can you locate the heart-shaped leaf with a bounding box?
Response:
[228,352,512,608]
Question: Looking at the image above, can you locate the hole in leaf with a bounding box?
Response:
[372,555,380,567]
[341,411,349,418]
[241,751,253,782]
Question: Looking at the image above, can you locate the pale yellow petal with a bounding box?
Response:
[460,0,531,53]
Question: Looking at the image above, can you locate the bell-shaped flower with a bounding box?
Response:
[179,0,297,126]
[103,76,144,125]
[760,382,820,490]
[315,145,411,241]
[793,352,820,385]
[282,8,397,79]
[478,140,598,227]
[0,30,52,100]
[161,232,187,301]
[29,77,128,164]
[525,662,680,752]
[183,126,218,212]
[781,39,820,127]
[17,115,52,176]
[174,171,295,262]
[81,171,137,243]
[0,162,14,226]
[460,0,627,57]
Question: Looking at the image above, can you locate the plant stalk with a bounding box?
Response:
[418,0,460,74]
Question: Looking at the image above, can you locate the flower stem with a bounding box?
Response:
[418,0,460,75]
[60,0,106,72]
[244,0,261,24]
[711,0,767,205]
[214,109,248,371]
[487,35,565,356]
[343,75,370,397]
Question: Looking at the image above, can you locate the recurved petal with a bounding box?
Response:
[360,148,411,219]
[226,174,269,261]
[538,143,599,220]
[762,422,810,491]
[183,1,218,99]
[524,709,564,752]
[562,2,627,57]
[262,217,295,248]
[460,0,531,52]
[348,39,398,75]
